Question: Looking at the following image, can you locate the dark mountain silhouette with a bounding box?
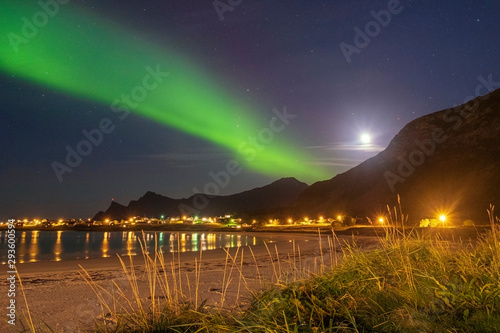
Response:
[94,90,500,224]
[93,177,308,220]
[295,88,500,224]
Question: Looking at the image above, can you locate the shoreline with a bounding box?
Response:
[3,231,364,332]
[11,231,317,274]
[2,224,491,235]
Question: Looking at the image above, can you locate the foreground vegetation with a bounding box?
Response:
[19,208,500,332]
[243,230,500,332]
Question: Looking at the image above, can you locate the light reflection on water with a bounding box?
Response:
[0,230,264,264]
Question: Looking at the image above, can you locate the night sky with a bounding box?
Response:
[1,0,499,220]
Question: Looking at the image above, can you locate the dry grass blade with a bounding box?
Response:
[16,270,35,332]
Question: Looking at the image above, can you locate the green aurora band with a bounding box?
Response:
[0,1,330,181]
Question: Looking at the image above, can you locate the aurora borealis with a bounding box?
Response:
[0,1,329,184]
[1,0,499,218]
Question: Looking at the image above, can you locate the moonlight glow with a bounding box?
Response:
[360,133,371,144]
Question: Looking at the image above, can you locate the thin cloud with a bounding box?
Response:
[307,142,386,153]
[308,157,364,167]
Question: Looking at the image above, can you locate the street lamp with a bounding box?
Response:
[439,214,446,227]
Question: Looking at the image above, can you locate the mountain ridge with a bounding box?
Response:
[93,177,308,220]
[94,89,500,224]
[294,89,500,223]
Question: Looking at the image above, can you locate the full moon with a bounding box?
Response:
[360,133,371,144]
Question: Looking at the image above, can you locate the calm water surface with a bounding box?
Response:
[0,230,265,263]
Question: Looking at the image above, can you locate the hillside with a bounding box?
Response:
[295,89,500,224]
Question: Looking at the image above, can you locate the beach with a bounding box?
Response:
[1,231,382,332]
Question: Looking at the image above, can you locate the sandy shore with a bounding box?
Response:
[1,232,381,332]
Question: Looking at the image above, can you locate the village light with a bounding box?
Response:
[439,214,447,227]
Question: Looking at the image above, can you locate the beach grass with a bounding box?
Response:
[241,206,500,333]
[15,205,500,332]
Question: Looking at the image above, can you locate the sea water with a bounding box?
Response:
[0,230,265,263]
